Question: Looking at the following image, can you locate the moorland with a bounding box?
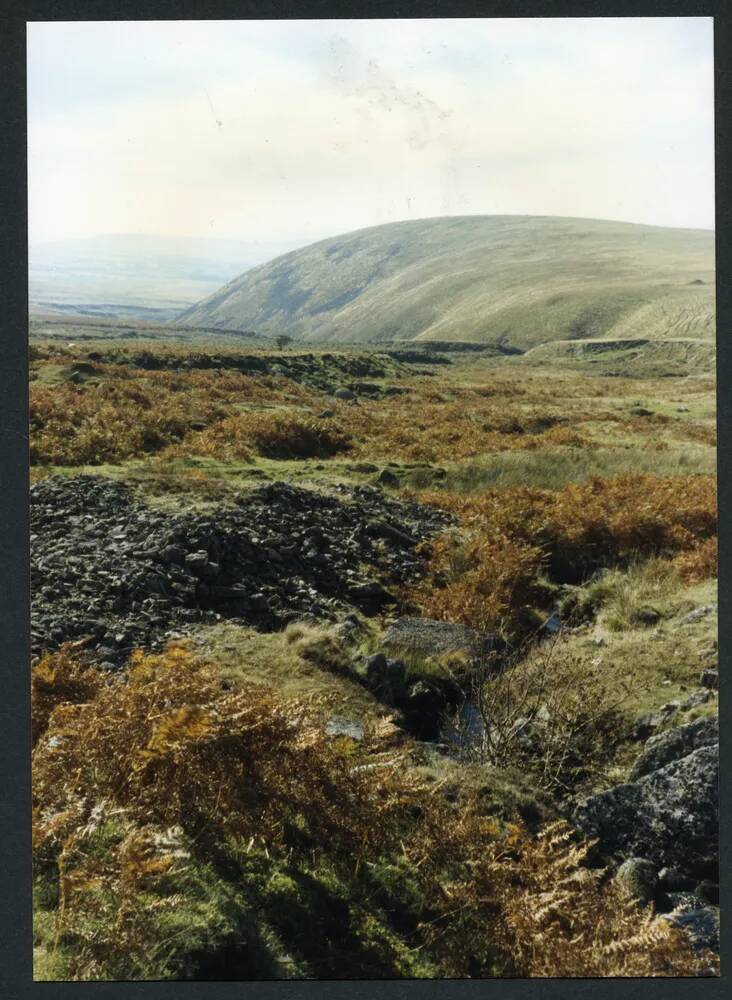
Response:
[30,216,719,980]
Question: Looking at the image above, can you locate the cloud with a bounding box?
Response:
[27,18,715,245]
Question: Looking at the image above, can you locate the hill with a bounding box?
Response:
[175,216,715,350]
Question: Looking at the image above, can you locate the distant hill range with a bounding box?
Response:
[29,234,306,323]
[176,216,715,350]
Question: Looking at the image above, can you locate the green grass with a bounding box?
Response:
[178,215,715,350]
[403,443,716,493]
[522,337,715,377]
[191,622,387,724]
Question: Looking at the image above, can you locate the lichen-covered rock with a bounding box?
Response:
[615,857,658,905]
[573,744,718,875]
[628,717,718,781]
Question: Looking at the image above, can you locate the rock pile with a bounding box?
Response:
[31,475,451,663]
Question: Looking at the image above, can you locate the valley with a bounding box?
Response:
[30,317,718,979]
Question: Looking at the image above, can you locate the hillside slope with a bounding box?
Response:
[176,216,715,349]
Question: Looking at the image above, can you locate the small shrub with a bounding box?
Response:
[452,635,632,795]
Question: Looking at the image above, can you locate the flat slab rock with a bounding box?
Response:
[382,617,502,660]
[31,475,451,662]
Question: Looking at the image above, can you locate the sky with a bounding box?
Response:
[27,17,715,251]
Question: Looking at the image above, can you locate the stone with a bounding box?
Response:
[628,717,718,781]
[679,604,716,626]
[631,713,661,743]
[573,744,718,874]
[382,617,502,663]
[681,688,712,710]
[333,387,357,402]
[701,668,718,690]
[661,908,719,952]
[185,551,210,571]
[30,475,451,659]
[615,858,658,905]
[694,880,719,905]
[364,519,416,547]
[325,716,365,741]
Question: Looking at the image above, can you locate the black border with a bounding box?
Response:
[1,2,729,997]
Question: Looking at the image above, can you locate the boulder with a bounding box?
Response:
[573,744,718,875]
[628,717,718,781]
[678,604,716,626]
[615,858,658,905]
[661,907,719,952]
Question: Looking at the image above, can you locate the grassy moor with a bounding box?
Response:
[30,274,719,978]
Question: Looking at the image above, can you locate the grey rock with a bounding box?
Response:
[629,717,718,781]
[679,604,717,626]
[382,616,502,663]
[333,387,357,402]
[573,744,718,873]
[30,475,451,659]
[695,880,719,905]
[364,519,416,547]
[661,907,719,951]
[325,716,365,741]
[615,858,658,905]
[681,688,712,710]
[185,551,210,571]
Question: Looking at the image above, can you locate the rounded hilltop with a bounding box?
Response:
[177,215,715,350]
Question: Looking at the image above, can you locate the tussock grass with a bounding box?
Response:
[579,559,681,632]
[407,443,715,493]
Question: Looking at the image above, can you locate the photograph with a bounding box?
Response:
[26,15,719,981]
